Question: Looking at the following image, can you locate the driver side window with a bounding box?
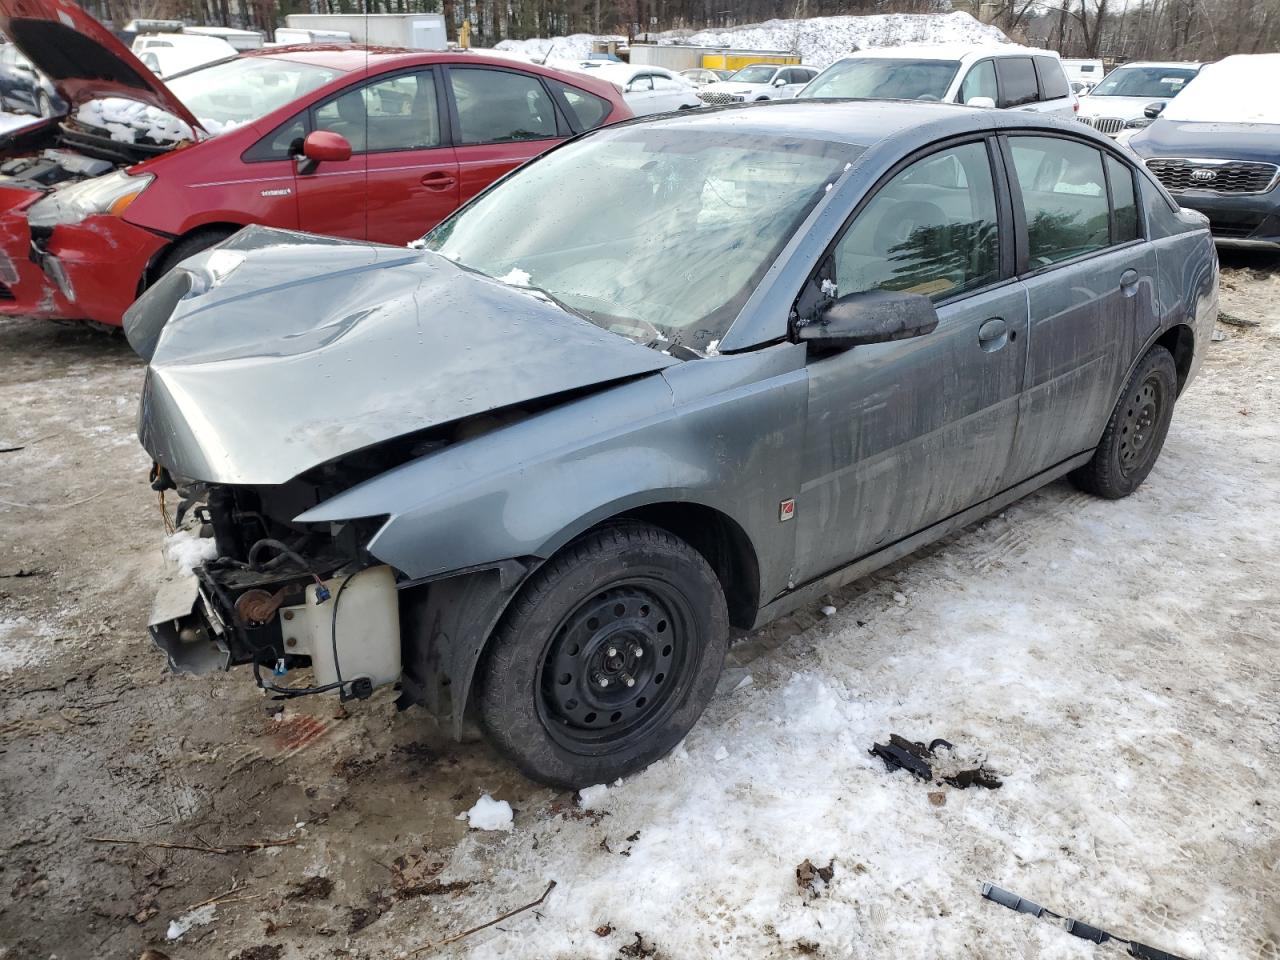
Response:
[831,141,1000,302]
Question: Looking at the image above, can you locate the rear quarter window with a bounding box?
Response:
[552,80,613,130]
[1034,57,1070,100]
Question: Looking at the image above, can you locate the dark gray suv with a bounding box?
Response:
[129,100,1218,787]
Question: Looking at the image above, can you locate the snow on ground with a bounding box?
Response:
[353,293,1280,959]
[497,12,1009,68]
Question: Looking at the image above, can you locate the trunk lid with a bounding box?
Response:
[0,0,204,133]
[126,226,678,486]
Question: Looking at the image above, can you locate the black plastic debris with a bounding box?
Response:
[981,882,1193,960]
[869,734,1001,789]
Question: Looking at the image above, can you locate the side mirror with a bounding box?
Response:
[301,130,352,163]
[798,289,939,349]
[773,76,788,86]
[1143,100,1166,119]
[965,96,996,109]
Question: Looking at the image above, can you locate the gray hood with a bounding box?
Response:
[127,226,677,486]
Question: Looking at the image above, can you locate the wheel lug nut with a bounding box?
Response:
[623,674,636,688]
[594,673,610,688]
[632,646,643,659]
[607,646,617,658]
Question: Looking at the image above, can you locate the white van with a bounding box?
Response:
[798,45,1077,118]
[1061,58,1105,91]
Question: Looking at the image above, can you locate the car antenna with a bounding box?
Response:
[540,41,556,65]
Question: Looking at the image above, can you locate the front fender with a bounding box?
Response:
[297,345,810,603]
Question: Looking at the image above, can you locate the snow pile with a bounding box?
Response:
[577,783,610,809]
[497,12,1008,70]
[681,12,1009,67]
[164,529,217,575]
[458,793,514,831]
[76,98,245,145]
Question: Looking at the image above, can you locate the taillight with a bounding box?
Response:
[1073,99,1079,113]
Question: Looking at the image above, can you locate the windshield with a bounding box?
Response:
[1088,66,1198,99]
[730,65,779,84]
[798,58,960,101]
[165,56,341,125]
[427,126,854,353]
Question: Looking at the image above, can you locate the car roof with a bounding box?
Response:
[835,43,1057,64]
[614,97,1084,148]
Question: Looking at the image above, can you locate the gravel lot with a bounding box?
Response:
[1,251,1277,960]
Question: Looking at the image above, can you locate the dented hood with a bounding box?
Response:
[0,0,205,132]
[126,226,677,486]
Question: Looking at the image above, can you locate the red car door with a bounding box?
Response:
[297,68,461,242]
[445,65,565,204]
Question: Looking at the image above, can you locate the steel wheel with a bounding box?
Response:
[1118,374,1164,475]
[538,579,694,753]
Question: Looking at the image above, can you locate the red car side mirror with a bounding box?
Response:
[302,130,352,163]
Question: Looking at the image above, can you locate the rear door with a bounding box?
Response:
[1032,55,1076,117]
[650,72,691,111]
[793,138,1029,583]
[445,64,565,204]
[995,56,1041,113]
[1002,133,1160,481]
[296,67,461,242]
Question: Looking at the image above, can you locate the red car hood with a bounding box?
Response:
[0,0,204,133]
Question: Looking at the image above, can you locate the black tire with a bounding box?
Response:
[151,228,238,287]
[476,521,730,788]
[1070,345,1178,499]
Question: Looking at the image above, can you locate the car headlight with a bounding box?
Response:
[27,170,154,229]
[1124,117,1152,129]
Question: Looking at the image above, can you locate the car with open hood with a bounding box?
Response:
[129,100,1217,788]
[0,0,629,326]
[1076,61,1200,137]
[1126,54,1280,247]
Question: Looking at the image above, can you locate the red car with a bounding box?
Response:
[0,0,629,326]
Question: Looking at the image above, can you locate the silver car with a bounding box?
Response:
[128,101,1217,788]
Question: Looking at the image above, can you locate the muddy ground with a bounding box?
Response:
[1,252,1278,960]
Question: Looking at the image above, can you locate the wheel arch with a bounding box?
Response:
[140,221,247,292]
[1154,322,1195,395]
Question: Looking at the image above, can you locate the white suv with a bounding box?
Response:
[797,45,1077,119]
[1076,61,1201,136]
[697,64,820,105]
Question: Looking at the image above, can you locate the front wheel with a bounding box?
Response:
[475,522,730,788]
[1070,344,1178,499]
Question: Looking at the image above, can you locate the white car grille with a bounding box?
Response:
[698,91,745,105]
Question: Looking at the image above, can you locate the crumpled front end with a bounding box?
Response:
[0,183,167,324]
[148,478,401,702]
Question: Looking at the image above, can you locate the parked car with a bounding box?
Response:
[0,40,62,116]
[573,63,701,114]
[131,32,239,77]
[799,45,1077,119]
[1127,54,1280,247]
[0,0,630,327]
[680,66,732,87]
[129,100,1216,787]
[1077,61,1200,136]
[695,63,819,104]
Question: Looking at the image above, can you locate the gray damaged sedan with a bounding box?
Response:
[127,101,1217,788]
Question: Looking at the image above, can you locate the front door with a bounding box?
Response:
[296,68,461,242]
[793,140,1029,584]
[1001,135,1160,480]
[445,65,564,205]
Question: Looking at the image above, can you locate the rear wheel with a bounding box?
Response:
[476,521,730,788]
[1070,345,1178,499]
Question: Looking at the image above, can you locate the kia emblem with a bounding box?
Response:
[1190,168,1217,182]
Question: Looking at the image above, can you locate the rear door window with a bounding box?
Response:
[449,67,558,145]
[996,57,1039,107]
[1033,57,1070,100]
[1009,136,1111,266]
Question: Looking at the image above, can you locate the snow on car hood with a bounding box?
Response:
[76,98,242,147]
[126,226,677,486]
[0,0,205,133]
